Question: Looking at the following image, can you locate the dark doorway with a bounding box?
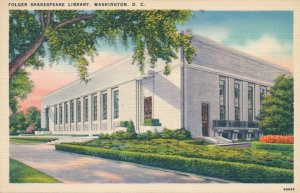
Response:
[144,97,152,120]
[202,103,209,136]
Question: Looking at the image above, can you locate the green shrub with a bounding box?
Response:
[99,126,191,141]
[137,130,160,140]
[126,120,136,139]
[98,133,110,140]
[99,120,136,140]
[252,141,293,152]
[111,131,131,140]
[173,128,192,140]
[161,128,191,140]
[160,128,173,139]
[56,144,293,183]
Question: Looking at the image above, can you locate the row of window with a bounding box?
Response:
[219,77,267,121]
[54,90,119,125]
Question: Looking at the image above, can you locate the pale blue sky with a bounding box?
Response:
[180,11,293,47]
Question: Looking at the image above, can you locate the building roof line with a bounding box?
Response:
[192,34,292,74]
[43,55,132,97]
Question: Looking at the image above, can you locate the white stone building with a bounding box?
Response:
[41,35,291,140]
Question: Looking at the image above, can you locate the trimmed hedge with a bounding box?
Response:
[56,143,293,183]
[252,141,294,152]
[83,139,292,169]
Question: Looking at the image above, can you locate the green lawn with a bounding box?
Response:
[10,136,58,144]
[10,158,61,183]
[79,138,293,169]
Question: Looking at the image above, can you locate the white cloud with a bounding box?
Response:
[233,35,293,71]
[194,26,229,42]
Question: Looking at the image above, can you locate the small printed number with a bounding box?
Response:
[284,188,295,191]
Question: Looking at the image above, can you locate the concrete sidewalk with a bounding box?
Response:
[10,144,222,183]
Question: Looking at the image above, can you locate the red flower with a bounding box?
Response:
[259,135,293,144]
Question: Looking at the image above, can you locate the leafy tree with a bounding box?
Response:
[9,107,41,135]
[9,10,195,82]
[26,107,41,130]
[257,75,293,135]
[9,69,34,113]
[9,111,29,135]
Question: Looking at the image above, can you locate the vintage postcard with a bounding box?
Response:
[0,0,299,193]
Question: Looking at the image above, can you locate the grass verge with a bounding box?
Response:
[56,143,293,183]
[10,158,61,183]
[10,136,58,144]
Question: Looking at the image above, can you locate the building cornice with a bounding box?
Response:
[192,34,292,75]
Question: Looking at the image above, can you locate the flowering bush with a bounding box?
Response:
[259,135,294,144]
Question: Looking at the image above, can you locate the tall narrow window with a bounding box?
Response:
[248,83,254,121]
[234,80,241,121]
[260,86,267,107]
[54,105,58,125]
[113,90,119,119]
[70,100,74,123]
[144,97,152,120]
[83,96,89,122]
[77,99,81,122]
[59,104,62,124]
[219,77,226,120]
[46,108,49,129]
[64,102,68,124]
[102,92,107,120]
[92,94,98,121]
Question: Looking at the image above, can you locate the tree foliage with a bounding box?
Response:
[9,107,41,135]
[257,75,293,135]
[26,107,41,130]
[9,69,34,113]
[9,10,195,82]
[9,111,29,135]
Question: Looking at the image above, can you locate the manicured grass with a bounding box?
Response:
[56,143,293,183]
[10,158,61,183]
[78,138,293,169]
[10,136,58,144]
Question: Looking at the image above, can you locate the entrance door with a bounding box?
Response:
[201,103,209,136]
[144,97,152,120]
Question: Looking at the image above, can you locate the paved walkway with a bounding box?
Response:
[10,144,221,183]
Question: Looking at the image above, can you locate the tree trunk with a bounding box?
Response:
[9,31,45,80]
